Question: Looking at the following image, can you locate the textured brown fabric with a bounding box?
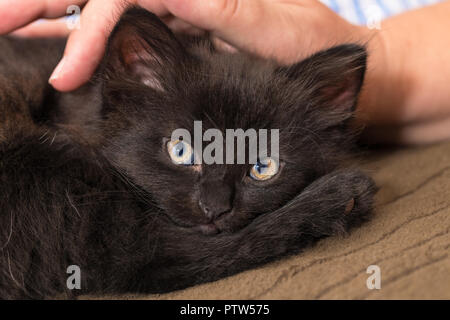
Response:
[98,141,450,300]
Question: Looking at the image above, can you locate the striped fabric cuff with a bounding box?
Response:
[320,0,444,25]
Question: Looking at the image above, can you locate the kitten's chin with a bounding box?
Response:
[193,223,220,236]
[192,217,251,236]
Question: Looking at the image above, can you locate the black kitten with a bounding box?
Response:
[0,8,376,299]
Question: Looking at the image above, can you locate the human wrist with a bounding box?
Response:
[354,23,407,127]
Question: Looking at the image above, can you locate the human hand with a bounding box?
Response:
[0,0,368,92]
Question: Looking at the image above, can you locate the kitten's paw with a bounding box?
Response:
[283,168,377,238]
[324,169,377,233]
[244,169,376,250]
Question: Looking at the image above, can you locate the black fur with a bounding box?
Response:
[0,8,376,299]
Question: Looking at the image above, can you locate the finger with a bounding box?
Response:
[13,19,71,38]
[164,17,237,51]
[211,37,238,53]
[137,0,171,16]
[49,0,131,91]
[0,0,87,34]
[164,17,205,35]
[161,0,265,39]
[161,0,275,55]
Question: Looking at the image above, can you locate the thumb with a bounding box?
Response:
[161,0,277,55]
[162,0,263,30]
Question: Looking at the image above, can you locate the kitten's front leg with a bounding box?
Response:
[135,169,376,294]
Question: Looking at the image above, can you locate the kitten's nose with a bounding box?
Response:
[199,199,232,221]
[199,177,234,222]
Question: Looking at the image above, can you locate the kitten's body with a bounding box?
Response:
[0,9,376,299]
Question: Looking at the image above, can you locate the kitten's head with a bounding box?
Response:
[99,8,367,234]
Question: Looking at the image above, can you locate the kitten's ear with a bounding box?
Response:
[280,44,367,112]
[103,8,187,90]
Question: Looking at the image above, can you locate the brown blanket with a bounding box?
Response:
[99,142,450,300]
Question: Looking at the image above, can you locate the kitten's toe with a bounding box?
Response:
[344,198,355,215]
[340,170,377,230]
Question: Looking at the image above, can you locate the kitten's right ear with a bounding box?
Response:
[103,7,187,90]
[278,44,367,114]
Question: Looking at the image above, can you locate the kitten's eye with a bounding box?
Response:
[250,157,279,181]
[167,140,195,165]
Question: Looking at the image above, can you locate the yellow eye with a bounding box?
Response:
[167,140,195,165]
[250,157,279,181]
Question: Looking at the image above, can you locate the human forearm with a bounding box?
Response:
[357,1,450,144]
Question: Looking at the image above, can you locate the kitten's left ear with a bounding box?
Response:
[103,7,187,90]
[280,44,367,112]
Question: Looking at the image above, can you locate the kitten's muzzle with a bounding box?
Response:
[198,199,232,222]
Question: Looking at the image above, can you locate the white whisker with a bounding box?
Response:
[66,190,81,218]
[7,251,21,289]
[0,212,13,250]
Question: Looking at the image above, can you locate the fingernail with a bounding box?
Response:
[49,57,66,84]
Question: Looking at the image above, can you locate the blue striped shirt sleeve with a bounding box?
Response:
[320,0,445,25]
